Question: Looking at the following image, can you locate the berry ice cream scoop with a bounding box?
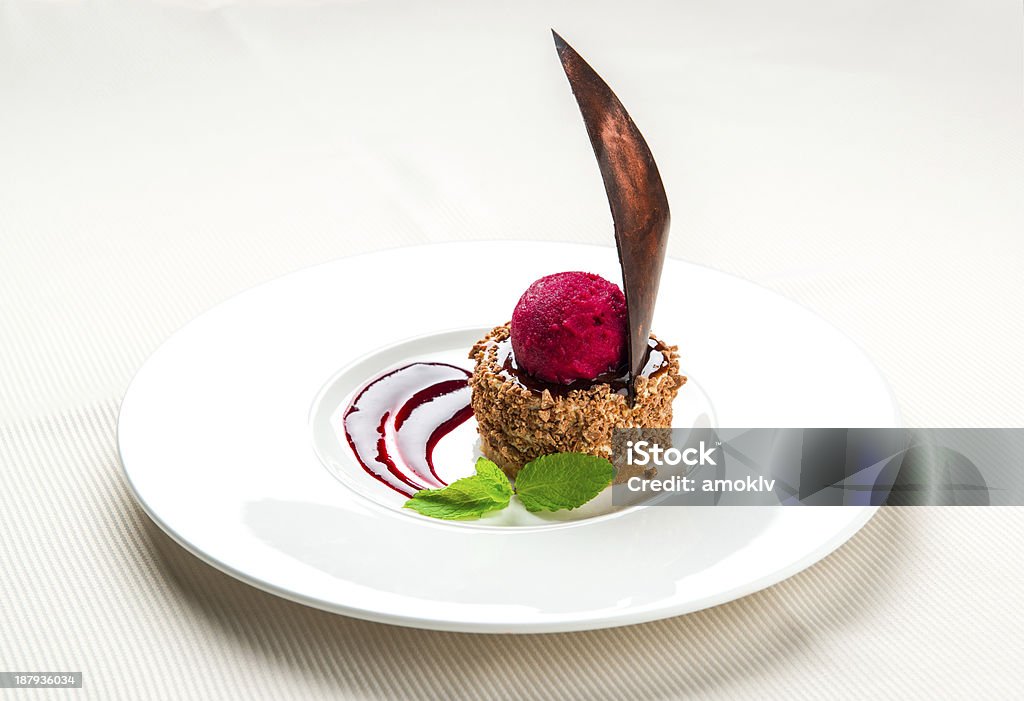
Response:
[510,271,628,384]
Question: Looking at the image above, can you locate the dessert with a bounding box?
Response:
[467,32,685,480]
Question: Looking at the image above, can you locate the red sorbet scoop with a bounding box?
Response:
[510,271,628,384]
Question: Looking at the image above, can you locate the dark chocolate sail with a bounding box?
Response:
[552,30,671,404]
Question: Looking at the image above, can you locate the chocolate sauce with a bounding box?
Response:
[495,337,668,398]
[343,362,473,497]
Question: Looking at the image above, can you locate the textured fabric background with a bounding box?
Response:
[1,1,1022,698]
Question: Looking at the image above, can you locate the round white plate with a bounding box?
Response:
[119,242,898,633]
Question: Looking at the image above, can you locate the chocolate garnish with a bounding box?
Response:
[552,30,671,404]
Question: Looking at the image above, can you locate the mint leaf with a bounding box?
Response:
[514,453,615,512]
[403,454,612,519]
[473,457,514,502]
[403,458,512,520]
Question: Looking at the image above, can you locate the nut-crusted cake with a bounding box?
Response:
[470,322,684,481]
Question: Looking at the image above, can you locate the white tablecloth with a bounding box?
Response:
[2,1,1022,698]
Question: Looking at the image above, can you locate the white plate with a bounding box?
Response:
[118,242,898,633]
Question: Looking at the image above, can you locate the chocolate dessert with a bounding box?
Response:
[469,33,685,481]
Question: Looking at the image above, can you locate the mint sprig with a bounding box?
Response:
[403,458,512,520]
[403,453,615,520]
